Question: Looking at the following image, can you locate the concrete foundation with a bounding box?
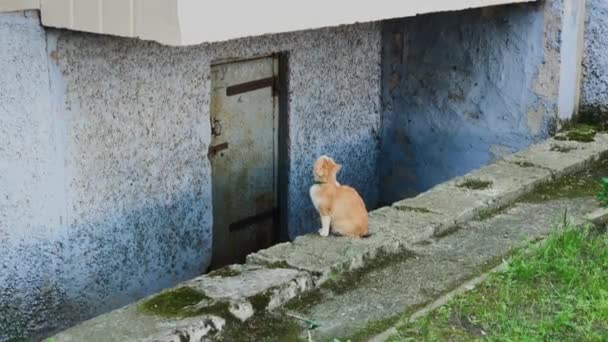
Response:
[0,12,381,341]
[50,132,608,341]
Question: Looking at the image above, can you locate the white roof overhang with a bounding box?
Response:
[2,0,538,46]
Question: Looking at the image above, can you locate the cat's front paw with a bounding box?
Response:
[318,228,329,237]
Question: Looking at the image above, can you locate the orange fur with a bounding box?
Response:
[309,155,369,238]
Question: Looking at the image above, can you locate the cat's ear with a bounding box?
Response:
[334,163,342,173]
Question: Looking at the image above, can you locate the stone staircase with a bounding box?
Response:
[50,132,608,341]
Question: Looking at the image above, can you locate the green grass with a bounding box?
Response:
[599,178,608,208]
[388,225,608,341]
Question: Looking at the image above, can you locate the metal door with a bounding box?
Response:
[209,56,279,269]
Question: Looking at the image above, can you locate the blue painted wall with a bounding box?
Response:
[378,3,559,205]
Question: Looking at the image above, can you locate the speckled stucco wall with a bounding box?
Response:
[0,15,381,340]
[581,0,608,116]
[0,11,71,341]
[51,20,380,323]
[378,2,562,204]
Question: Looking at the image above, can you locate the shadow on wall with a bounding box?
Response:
[0,191,212,341]
[378,2,557,206]
[287,128,381,239]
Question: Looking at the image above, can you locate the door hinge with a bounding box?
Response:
[226,76,279,97]
[208,142,229,157]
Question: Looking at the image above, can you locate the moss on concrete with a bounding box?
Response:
[573,108,608,131]
[457,179,492,190]
[208,266,242,278]
[519,158,608,204]
[326,250,416,295]
[283,288,325,313]
[264,261,291,269]
[249,291,272,312]
[138,287,230,318]
[555,123,598,142]
[394,206,437,214]
[138,287,207,317]
[220,312,305,342]
[549,144,576,153]
[415,239,433,246]
[511,160,537,168]
[284,249,416,314]
[434,225,463,239]
[343,252,518,342]
[475,205,511,222]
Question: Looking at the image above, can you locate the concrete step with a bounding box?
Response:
[51,133,608,341]
[292,197,598,340]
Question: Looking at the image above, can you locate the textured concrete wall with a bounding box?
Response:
[581,0,608,116]
[0,14,381,340]
[378,2,561,204]
[0,11,71,341]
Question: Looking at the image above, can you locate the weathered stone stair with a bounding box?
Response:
[50,132,608,341]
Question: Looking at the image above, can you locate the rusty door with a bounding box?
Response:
[209,56,279,269]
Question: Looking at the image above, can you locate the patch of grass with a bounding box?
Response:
[555,124,598,142]
[457,179,492,190]
[520,158,608,204]
[389,225,608,341]
[599,178,608,208]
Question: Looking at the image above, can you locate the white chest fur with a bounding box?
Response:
[309,184,322,212]
[309,181,340,213]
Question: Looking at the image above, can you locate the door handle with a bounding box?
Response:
[208,142,229,157]
[211,118,222,137]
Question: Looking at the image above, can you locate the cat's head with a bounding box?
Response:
[314,155,342,182]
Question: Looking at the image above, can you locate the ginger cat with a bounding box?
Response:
[309,155,369,238]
